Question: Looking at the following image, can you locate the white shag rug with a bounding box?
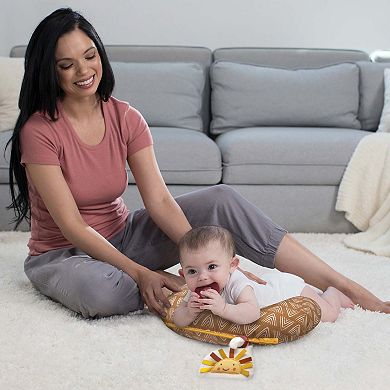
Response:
[0,232,389,390]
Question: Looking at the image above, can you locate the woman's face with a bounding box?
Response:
[55,28,102,100]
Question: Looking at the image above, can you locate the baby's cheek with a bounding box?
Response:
[186,281,196,291]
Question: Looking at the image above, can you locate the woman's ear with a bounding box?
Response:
[230,256,240,271]
[178,269,184,278]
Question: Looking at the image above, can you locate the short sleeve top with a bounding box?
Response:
[20,96,153,255]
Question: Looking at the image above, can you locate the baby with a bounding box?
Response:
[173,225,355,327]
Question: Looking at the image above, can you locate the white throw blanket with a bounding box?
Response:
[336,132,390,256]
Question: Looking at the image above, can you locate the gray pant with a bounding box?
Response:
[24,185,287,318]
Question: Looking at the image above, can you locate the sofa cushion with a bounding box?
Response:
[0,57,24,132]
[216,127,370,185]
[111,62,205,131]
[1,128,222,186]
[0,130,11,183]
[213,48,369,68]
[357,61,390,131]
[210,62,361,134]
[127,128,221,185]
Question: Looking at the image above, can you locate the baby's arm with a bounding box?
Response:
[200,286,261,325]
[172,292,203,327]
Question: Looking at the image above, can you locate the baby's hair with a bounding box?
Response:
[179,225,235,258]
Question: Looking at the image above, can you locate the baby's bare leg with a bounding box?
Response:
[301,286,354,322]
[324,287,355,310]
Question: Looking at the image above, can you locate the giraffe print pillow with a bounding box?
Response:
[162,289,321,345]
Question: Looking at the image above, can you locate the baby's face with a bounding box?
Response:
[180,241,235,294]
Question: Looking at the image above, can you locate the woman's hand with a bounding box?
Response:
[237,267,267,285]
[135,268,182,317]
[155,270,186,292]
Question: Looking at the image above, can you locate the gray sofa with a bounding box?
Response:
[1,46,389,233]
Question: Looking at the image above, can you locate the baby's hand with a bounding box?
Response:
[187,292,203,315]
[199,289,226,316]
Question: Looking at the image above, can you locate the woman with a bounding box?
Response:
[8,8,389,318]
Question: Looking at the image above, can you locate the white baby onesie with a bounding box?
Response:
[221,269,306,308]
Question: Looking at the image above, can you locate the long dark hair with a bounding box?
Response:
[6,8,115,228]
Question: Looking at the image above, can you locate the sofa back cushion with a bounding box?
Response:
[112,61,205,131]
[211,61,361,134]
[106,45,211,132]
[213,47,369,68]
[0,57,24,132]
[357,61,390,130]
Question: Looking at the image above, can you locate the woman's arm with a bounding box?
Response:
[128,145,192,244]
[237,267,267,285]
[25,163,178,316]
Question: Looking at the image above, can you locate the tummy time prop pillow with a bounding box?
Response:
[162,289,321,345]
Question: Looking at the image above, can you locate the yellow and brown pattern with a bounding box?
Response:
[162,289,321,345]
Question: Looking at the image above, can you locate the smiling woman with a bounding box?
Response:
[54,29,105,146]
[55,32,102,97]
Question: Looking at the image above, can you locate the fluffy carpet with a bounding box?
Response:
[0,232,389,390]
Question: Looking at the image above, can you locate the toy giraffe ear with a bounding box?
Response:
[178,269,184,278]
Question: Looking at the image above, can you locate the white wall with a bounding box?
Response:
[2,0,389,56]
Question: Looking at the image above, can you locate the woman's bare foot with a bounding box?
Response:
[353,297,390,313]
[345,279,389,313]
[382,302,390,313]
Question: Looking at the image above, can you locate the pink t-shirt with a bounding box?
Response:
[20,96,153,255]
